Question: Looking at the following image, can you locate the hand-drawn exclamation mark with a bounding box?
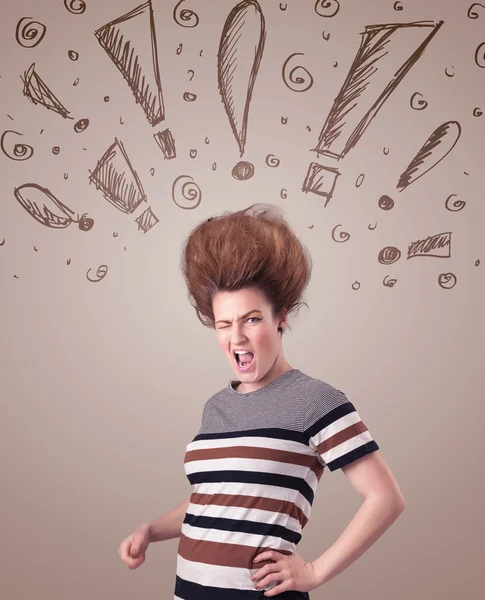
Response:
[217,0,266,181]
[302,19,444,205]
[93,0,165,232]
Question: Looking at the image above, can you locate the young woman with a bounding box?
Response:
[119,204,405,599]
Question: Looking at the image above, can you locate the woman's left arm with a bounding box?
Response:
[312,450,406,587]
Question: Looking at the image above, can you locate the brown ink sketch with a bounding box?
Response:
[397,121,461,191]
[407,232,451,259]
[135,206,159,233]
[89,138,147,213]
[313,20,443,160]
[217,0,266,157]
[15,17,47,48]
[302,162,340,206]
[21,63,72,119]
[94,0,165,126]
[154,129,176,159]
[13,183,94,230]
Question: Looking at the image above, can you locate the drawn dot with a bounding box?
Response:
[74,118,89,133]
[232,161,254,180]
[378,195,394,210]
[355,173,365,187]
[68,50,79,61]
[378,246,401,265]
[183,92,197,102]
[52,146,60,154]
[73,77,80,86]
[104,96,110,102]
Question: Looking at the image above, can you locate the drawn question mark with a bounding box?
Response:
[187,69,194,81]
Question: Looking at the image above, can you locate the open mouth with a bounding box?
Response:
[234,351,255,370]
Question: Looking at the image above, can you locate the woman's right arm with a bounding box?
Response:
[143,496,191,542]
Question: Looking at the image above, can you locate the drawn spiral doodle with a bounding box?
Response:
[331,225,350,243]
[474,42,485,67]
[314,0,340,17]
[172,175,202,209]
[1,130,34,161]
[368,222,377,230]
[64,1,86,15]
[438,273,457,289]
[410,92,428,110]
[468,3,485,18]
[280,189,287,199]
[383,276,397,288]
[86,265,108,282]
[445,194,466,212]
[15,17,47,48]
[265,154,280,167]
[393,1,403,10]
[282,53,314,92]
[173,0,199,28]
[473,107,482,116]
[378,247,401,265]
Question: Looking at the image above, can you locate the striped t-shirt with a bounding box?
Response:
[174,368,379,600]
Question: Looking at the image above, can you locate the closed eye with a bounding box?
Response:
[217,317,261,329]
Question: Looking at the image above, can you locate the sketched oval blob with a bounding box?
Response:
[397,121,461,190]
[13,183,93,230]
[15,17,47,48]
[282,53,314,92]
[378,246,401,265]
[232,161,254,180]
[74,118,89,133]
[378,195,394,210]
[173,0,199,27]
[172,175,202,209]
[68,49,79,61]
[1,130,34,161]
[314,0,340,17]
[64,0,86,15]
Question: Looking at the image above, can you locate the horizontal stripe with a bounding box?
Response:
[173,369,379,598]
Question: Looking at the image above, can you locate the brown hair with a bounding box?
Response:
[179,203,312,333]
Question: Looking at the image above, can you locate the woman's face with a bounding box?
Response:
[213,287,292,393]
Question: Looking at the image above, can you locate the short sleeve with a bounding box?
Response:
[303,383,379,471]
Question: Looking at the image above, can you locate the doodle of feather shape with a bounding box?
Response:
[217,0,266,156]
[397,121,461,190]
[13,183,93,230]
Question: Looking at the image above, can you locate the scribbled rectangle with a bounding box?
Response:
[314,20,443,160]
[408,232,451,259]
[135,206,159,233]
[154,129,176,159]
[89,138,146,214]
[302,162,340,206]
[94,1,165,126]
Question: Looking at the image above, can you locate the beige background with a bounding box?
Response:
[1,1,483,599]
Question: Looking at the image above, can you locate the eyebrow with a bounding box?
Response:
[215,309,263,325]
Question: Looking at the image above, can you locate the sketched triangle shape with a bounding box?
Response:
[89,138,146,214]
[94,0,165,125]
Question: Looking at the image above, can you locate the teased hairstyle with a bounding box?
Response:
[180,203,312,333]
